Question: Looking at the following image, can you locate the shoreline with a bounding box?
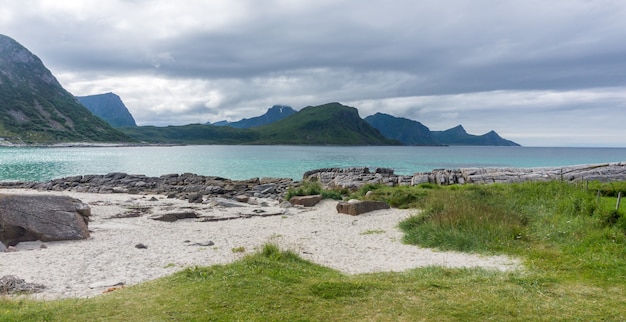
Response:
[0,188,520,300]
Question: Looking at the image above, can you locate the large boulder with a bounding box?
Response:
[336,200,390,216]
[0,194,91,246]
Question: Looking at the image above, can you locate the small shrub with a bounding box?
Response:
[232,246,246,253]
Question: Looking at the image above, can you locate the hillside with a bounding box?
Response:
[364,112,440,145]
[432,125,520,146]
[77,92,137,127]
[0,34,130,143]
[122,103,400,145]
[211,105,296,128]
[254,102,399,145]
[121,124,259,144]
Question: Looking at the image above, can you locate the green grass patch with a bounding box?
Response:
[2,182,626,320]
[285,181,343,201]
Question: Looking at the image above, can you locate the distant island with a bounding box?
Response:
[0,34,519,146]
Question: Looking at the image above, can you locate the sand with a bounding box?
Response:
[0,189,520,300]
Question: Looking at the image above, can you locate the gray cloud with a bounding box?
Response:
[1,0,626,146]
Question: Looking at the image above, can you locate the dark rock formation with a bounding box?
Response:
[0,194,90,246]
[336,200,390,216]
[0,173,296,201]
[149,211,199,222]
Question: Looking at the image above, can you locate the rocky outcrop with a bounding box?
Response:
[414,162,626,185]
[304,162,626,189]
[0,194,91,246]
[0,173,296,201]
[336,200,390,216]
[303,167,412,190]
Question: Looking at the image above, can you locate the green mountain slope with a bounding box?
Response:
[121,124,259,144]
[122,103,400,145]
[254,102,399,145]
[364,112,440,145]
[0,34,130,143]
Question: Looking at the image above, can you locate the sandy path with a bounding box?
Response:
[0,189,520,299]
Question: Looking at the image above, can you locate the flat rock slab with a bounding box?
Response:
[289,195,323,207]
[336,200,390,216]
[0,194,90,246]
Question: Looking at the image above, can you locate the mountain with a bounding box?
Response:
[123,102,400,145]
[77,92,137,127]
[211,105,297,128]
[432,125,520,146]
[254,102,399,145]
[0,34,129,143]
[364,113,440,145]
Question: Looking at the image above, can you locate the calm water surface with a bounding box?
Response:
[1,145,626,182]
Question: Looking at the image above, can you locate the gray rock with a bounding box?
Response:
[135,243,147,249]
[0,275,45,294]
[235,195,250,203]
[0,194,90,246]
[209,197,250,208]
[336,200,390,216]
[0,241,6,252]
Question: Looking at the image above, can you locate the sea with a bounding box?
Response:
[1,145,626,182]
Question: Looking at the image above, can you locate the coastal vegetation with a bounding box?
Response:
[2,180,625,320]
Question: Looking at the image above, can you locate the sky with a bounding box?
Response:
[1,0,626,147]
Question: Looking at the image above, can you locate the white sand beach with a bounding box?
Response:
[0,189,520,300]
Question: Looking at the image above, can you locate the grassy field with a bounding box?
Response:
[2,181,625,321]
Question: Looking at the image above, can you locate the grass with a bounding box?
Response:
[2,181,626,320]
[285,180,344,201]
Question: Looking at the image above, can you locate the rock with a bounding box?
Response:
[188,193,204,203]
[135,243,147,249]
[0,241,6,252]
[0,194,90,246]
[336,200,390,216]
[209,197,250,208]
[187,241,215,247]
[279,201,292,208]
[149,212,199,222]
[289,195,323,207]
[235,195,250,203]
[0,275,46,294]
[88,280,125,289]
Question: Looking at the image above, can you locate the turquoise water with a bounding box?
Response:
[1,145,626,182]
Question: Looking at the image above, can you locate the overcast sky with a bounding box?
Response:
[1,0,625,147]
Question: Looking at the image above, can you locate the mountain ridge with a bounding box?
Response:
[211,105,296,129]
[0,34,130,143]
